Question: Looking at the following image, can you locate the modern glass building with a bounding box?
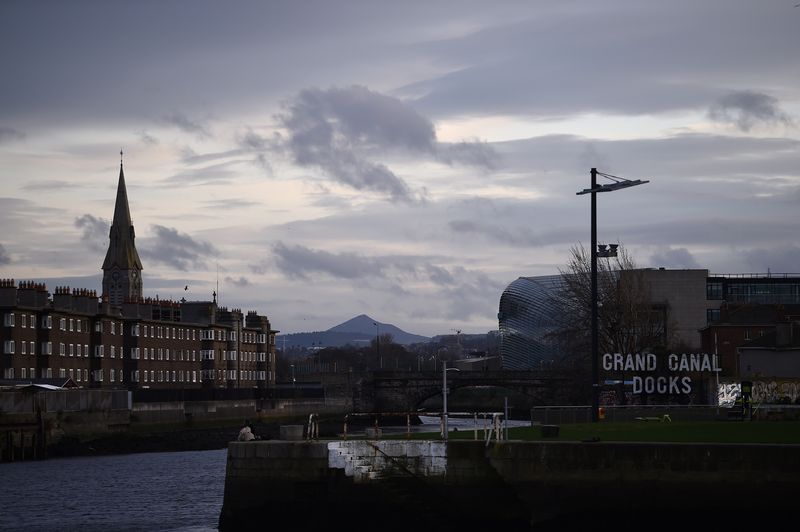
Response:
[497,275,566,370]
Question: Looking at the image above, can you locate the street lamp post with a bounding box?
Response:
[373,322,380,370]
[577,168,648,422]
[442,361,460,441]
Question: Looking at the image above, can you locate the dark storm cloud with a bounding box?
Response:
[74,214,109,252]
[161,113,212,139]
[708,91,794,132]
[0,127,24,142]
[0,243,10,265]
[648,248,701,269]
[278,85,495,202]
[139,225,217,271]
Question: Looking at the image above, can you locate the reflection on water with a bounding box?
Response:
[0,448,227,532]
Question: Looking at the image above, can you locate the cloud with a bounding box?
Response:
[138,130,159,145]
[140,225,217,271]
[0,243,10,264]
[278,85,494,202]
[224,275,251,287]
[161,112,212,139]
[74,214,109,252]
[708,91,794,132]
[22,180,77,191]
[743,245,800,273]
[0,127,24,143]
[235,127,273,174]
[272,241,385,280]
[648,247,701,269]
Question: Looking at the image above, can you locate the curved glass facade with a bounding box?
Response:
[498,275,566,370]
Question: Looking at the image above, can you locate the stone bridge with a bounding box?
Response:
[350,370,581,413]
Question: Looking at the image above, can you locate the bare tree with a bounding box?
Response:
[550,244,674,369]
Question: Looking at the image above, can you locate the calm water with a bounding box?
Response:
[0,448,227,532]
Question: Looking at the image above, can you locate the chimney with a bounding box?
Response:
[0,279,17,306]
[53,286,74,310]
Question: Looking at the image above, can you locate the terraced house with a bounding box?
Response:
[0,159,277,390]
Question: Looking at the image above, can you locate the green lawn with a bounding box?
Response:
[387,421,800,444]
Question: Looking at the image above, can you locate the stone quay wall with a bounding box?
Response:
[220,439,800,531]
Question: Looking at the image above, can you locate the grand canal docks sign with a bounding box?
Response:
[602,353,721,395]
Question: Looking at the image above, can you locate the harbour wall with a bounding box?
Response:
[220,439,800,531]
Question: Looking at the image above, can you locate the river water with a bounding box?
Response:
[0,449,227,532]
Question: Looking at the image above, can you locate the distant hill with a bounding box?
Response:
[277,314,430,349]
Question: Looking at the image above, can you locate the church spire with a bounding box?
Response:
[102,151,143,307]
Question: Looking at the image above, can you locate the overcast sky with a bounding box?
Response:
[1,1,798,336]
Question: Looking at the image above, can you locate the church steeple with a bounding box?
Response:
[102,150,143,307]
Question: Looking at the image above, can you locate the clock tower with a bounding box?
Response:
[102,151,143,308]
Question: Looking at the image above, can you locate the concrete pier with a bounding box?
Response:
[220,439,800,531]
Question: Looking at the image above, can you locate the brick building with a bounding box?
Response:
[0,158,277,390]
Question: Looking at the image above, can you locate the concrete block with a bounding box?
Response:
[279,425,305,441]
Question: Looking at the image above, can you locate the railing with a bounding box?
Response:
[341,411,507,444]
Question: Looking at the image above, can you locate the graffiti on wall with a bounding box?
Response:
[718,383,741,407]
[719,381,800,405]
[752,381,800,404]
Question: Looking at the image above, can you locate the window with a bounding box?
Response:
[42,315,52,329]
[110,369,115,382]
[21,342,26,355]
[3,368,13,379]
[59,342,65,356]
[77,344,82,357]
[706,282,723,300]
[131,324,139,337]
[744,329,751,340]
[76,320,82,332]
[95,345,105,358]
[69,344,74,357]
[165,348,170,361]
[69,318,74,331]
[110,346,116,358]
[3,340,14,354]
[75,369,80,382]
[84,344,89,357]
[111,321,116,335]
[59,368,66,378]
[60,318,66,331]
[29,342,34,355]
[192,330,196,341]
[21,314,27,328]
[41,342,52,355]
[192,371,196,383]
[706,308,721,323]
[131,347,140,359]
[29,314,35,329]
[21,367,27,379]
[95,321,102,333]
[4,313,15,327]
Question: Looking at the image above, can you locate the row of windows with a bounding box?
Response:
[2,365,270,383]
[5,314,271,345]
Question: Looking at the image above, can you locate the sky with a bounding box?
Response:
[1,0,798,337]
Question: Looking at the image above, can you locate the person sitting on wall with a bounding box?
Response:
[237,425,255,442]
